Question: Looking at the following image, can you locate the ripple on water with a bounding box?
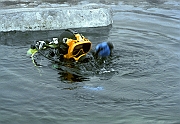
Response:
[1,1,180,123]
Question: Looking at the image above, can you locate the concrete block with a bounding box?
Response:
[0,5,113,32]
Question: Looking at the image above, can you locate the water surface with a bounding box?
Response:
[0,0,180,124]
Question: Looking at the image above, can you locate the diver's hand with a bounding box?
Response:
[95,42,114,57]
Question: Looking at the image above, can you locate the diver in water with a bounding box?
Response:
[28,29,113,64]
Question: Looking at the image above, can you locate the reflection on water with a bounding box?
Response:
[56,62,91,83]
[51,55,118,83]
[0,0,180,124]
[59,71,89,82]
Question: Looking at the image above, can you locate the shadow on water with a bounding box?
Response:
[0,25,112,46]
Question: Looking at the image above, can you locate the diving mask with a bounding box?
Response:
[63,33,92,61]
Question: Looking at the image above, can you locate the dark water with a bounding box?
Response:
[0,0,180,124]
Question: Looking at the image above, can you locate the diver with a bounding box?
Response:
[27,29,114,64]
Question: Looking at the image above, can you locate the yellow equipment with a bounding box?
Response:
[63,33,92,61]
[27,29,92,63]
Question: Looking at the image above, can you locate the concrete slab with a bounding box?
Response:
[0,2,113,32]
